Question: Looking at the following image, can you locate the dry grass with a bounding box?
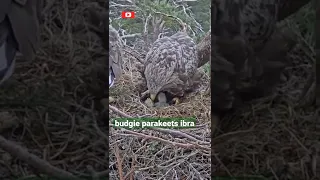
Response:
[109,54,211,179]
[0,1,317,180]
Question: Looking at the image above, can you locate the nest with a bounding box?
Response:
[0,0,317,180]
[108,46,211,178]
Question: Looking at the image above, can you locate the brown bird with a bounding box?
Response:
[108,25,124,103]
[211,0,310,116]
[0,0,42,85]
[87,7,123,104]
[109,25,123,88]
[144,24,199,104]
[87,7,124,88]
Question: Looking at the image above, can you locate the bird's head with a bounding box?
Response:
[145,66,170,102]
[147,75,178,102]
[147,79,163,102]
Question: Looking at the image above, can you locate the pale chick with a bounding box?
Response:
[154,92,169,107]
[144,92,169,108]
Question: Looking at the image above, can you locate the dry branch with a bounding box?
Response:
[109,105,133,118]
[0,135,77,179]
[114,145,125,180]
[116,128,210,152]
[197,29,211,67]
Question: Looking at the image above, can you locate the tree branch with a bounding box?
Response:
[0,135,77,179]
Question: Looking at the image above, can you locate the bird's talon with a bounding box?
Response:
[109,96,115,103]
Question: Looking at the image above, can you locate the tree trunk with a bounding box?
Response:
[196,30,211,68]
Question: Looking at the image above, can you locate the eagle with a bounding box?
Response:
[87,7,123,104]
[211,0,310,116]
[109,25,123,88]
[143,24,199,104]
[87,7,123,88]
[0,0,41,85]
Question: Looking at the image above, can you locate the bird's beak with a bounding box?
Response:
[150,94,156,101]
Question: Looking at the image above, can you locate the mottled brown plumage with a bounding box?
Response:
[144,29,198,101]
[211,0,308,115]
[87,8,123,88]
[109,25,123,86]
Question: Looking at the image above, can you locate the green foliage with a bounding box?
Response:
[188,0,211,32]
[110,0,210,40]
[137,0,194,31]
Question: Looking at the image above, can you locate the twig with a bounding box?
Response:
[109,105,133,118]
[114,145,125,180]
[184,131,210,142]
[121,33,142,39]
[150,127,209,145]
[116,128,210,151]
[151,10,185,28]
[141,90,149,98]
[124,155,136,180]
[284,126,311,154]
[212,129,254,145]
[212,153,232,176]
[0,135,77,179]
[123,47,145,64]
[297,64,315,106]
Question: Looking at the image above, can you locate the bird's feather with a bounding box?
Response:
[211,0,303,115]
[144,31,198,97]
[109,25,123,83]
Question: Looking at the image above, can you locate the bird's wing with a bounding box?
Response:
[7,0,42,61]
[145,32,197,74]
[170,32,198,75]
[109,26,123,80]
[211,0,282,114]
[144,32,198,96]
[144,36,178,86]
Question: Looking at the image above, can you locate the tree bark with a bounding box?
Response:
[196,30,211,68]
